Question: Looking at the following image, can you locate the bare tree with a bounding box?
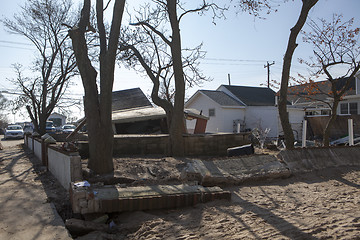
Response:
[278,0,318,149]
[119,0,225,156]
[295,14,360,146]
[69,0,126,174]
[0,93,8,129]
[2,0,78,134]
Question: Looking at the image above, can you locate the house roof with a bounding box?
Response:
[287,77,356,105]
[112,107,208,123]
[112,107,166,123]
[221,85,276,106]
[199,90,245,107]
[112,88,152,111]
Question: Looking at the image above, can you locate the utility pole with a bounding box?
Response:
[264,61,275,88]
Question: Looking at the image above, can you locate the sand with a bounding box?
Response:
[114,167,360,240]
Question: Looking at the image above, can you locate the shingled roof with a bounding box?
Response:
[112,88,152,111]
[199,90,245,106]
[221,85,276,106]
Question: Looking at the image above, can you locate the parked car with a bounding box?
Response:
[61,124,76,134]
[46,121,56,133]
[4,125,24,140]
[23,125,34,134]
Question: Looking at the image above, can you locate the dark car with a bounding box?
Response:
[46,121,56,133]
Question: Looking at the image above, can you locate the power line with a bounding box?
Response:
[203,58,267,63]
[0,40,33,46]
[201,62,264,66]
[0,44,34,51]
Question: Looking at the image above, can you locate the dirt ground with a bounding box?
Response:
[2,141,359,239]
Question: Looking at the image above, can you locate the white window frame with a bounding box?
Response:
[339,102,358,115]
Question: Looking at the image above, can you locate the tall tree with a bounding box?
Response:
[69,0,125,174]
[294,14,360,146]
[2,0,78,135]
[119,1,220,156]
[278,0,318,149]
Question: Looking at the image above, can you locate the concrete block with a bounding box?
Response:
[70,183,230,214]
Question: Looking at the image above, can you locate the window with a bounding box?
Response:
[349,102,358,114]
[340,103,348,114]
[321,110,331,116]
[340,102,358,115]
[208,108,215,117]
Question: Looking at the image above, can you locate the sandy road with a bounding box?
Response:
[0,135,24,149]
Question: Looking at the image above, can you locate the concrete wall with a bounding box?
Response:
[278,146,360,173]
[48,146,82,190]
[25,135,82,190]
[78,133,251,157]
[33,138,42,160]
[24,134,33,151]
[184,133,251,156]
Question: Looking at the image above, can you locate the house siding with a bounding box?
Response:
[284,108,305,140]
[185,93,245,133]
[245,106,279,138]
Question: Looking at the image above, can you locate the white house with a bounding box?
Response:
[185,85,279,138]
[48,112,66,127]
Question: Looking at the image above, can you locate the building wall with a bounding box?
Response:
[48,113,66,127]
[185,93,245,133]
[283,108,305,140]
[245,106,279,138]
[336,98,360,115]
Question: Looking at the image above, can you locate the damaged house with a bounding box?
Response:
[111,88,208,134]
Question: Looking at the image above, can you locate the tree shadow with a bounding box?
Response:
[230,192,318,239]
[0,145,70,239]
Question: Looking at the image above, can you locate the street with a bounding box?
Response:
[0,135,24,148]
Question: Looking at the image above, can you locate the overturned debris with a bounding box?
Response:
[70,183,231,214]
[227,144,254,157]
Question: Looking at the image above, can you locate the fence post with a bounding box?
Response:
[302,120,307,148]
[348,118,354,146]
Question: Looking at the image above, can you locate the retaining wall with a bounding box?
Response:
[33,138,42,160]
[78,133,251,157]
[278,146,360,173]
[25,135,83,190]
[24,134,33,151]
[48,146,82,190]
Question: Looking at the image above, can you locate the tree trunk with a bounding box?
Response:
[322,100,340,147]
[71,24,114,174]
[278,0,318,149]
[167,0,185,156]
[69,0,125,174]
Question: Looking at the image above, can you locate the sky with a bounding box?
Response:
[0,0,360,122]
